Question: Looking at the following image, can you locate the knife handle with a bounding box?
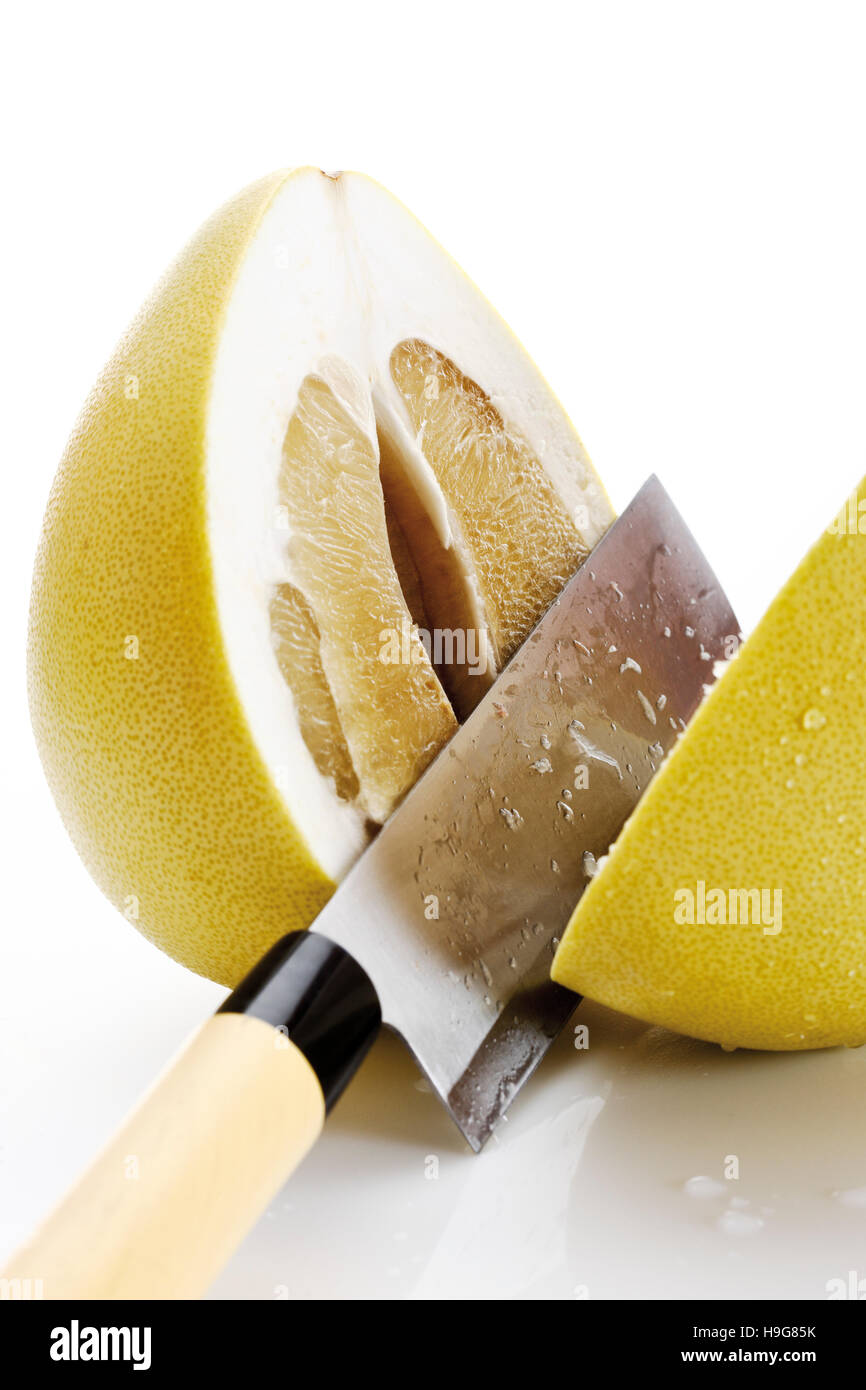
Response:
[3,933,380,1300]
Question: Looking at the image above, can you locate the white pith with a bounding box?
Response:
[206,169,611,881]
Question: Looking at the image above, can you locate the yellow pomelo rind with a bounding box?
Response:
[28,170,335,987]
[552,478,866,1051]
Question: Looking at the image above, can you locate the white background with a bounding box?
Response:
[2,1,866,1300]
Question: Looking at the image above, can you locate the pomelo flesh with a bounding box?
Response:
[273,362,456,825]
[552,477,866,1051]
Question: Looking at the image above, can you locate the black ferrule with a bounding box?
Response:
[219,932,381,1113]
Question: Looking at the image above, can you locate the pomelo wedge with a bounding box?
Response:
[552,477,866,1051]
[28,168,613,986]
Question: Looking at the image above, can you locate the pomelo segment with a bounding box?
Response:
[390,340,590,669]
[269,585,360,806]
[551,477,866,1051]
[28,168,613,986]
[275,361,456,824]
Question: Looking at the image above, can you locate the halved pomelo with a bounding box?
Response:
[552,476,866,1050]
[29,168,613,986]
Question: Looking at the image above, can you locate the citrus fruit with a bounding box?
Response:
[28,168,612,986]
[552,477,866,1050]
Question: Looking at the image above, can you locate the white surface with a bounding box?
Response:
[210,1007,866,1301]
[3,0,866,1300]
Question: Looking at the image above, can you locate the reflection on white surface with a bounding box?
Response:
[412,1093,606,1300]
[2,902,865,1302]
[207,1000,866,1301]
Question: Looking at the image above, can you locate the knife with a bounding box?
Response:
[4,476,737,1298]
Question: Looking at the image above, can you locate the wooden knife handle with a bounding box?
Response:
[3,933,380,1300]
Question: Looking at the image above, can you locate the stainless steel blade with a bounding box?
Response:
[311,477,738,1149]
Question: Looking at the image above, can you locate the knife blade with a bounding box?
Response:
[310,474,738,1148]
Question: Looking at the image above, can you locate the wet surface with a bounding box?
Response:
[210,1000,866,1300]
[3,917,862,1302]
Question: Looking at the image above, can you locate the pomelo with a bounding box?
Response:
[552,478,866,1051]
[28,168,612,986]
